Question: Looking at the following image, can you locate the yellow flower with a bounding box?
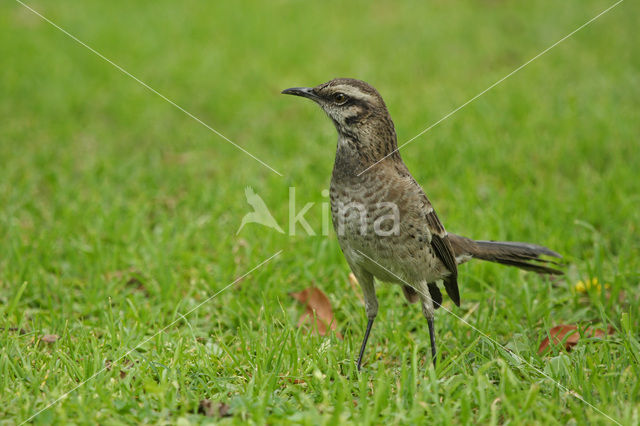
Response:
[574,278,610,294]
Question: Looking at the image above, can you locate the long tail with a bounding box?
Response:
[448,234,563,275]
[400,233,562,305]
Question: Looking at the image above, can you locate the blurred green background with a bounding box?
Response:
[1,0,639,423]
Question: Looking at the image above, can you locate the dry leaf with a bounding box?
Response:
[291,287,343,340]
[198,399,231,417]
[538,324,614,354]
[40,334,59,343]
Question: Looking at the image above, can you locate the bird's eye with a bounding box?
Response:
[334,93,348,105]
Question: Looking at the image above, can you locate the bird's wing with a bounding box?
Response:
[424,207,460,306]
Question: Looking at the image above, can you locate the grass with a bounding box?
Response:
[1,0,639,423]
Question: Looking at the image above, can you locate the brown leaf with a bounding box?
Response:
[290,287,343,340]
[198,399,231,417]
[40,334,59,343]
[538,324,614,355]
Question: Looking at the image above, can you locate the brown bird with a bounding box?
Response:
[282,78,562,370]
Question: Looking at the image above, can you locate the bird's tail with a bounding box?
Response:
[448,234,563,275]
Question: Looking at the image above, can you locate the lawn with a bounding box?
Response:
[1,0,639,424]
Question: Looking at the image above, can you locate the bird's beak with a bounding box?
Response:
[281,87,320,102]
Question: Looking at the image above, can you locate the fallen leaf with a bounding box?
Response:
[538,324,614,354]
[198,399,231,417]
[40,334,59,343]
[291,287,343,340]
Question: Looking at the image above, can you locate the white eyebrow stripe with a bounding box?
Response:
[333,85,374,102]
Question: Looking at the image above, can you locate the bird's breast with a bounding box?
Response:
[329,174,444,284]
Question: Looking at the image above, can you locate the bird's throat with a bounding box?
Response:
[333,131,400,181]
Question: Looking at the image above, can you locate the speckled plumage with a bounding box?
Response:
[283,78,562,370]
[330,159,452,306]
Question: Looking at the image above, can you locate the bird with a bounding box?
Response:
[282,78,562,370]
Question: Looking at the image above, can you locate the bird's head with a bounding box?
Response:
[282,78,397,149]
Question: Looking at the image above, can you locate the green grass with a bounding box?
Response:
[2,0,639,424]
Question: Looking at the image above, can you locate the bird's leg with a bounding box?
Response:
[416,281,437,368]
[357,318,375,371]
[427,316,436,367]
[352,269,376,371]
